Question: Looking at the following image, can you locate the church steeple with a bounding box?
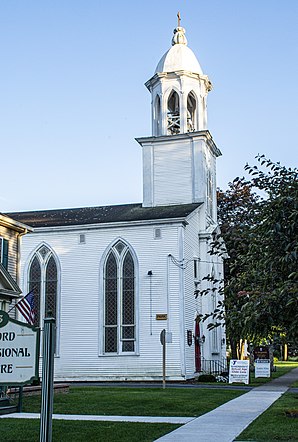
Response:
[145,17,212,137]
[137,19,221,211]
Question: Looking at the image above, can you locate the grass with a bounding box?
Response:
[22,386,245,417]
[219,360,298,387]
[248,361,298,386]
[1,387,246,441]
[0,419,180,442]
[236,392,298,441]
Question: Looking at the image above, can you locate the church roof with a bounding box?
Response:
[7,203,201,228]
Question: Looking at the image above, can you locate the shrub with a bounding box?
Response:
[197,374,216,383]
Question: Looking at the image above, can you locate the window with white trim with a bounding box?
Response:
[104,240,136,354]
[0,237,9,270]
[27,245,58,328]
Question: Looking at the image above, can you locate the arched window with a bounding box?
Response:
[167,90,180,135]
[27,245,58,328]
[187,92,197,132]
[154,95,161,135]
[104,240,136,354]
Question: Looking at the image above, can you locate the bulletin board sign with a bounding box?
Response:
[229,359,250,385]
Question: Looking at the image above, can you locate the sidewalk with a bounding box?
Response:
[155,367,298,442]
[1,368,297,442]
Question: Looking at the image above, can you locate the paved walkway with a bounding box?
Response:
[155,367,298,441]
[1,412,191,425]
[1,368,297,441]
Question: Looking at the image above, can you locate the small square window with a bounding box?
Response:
[154,228,161,240]
[79,234,86,244]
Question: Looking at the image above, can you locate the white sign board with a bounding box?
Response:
[255,359,271,378]
[229,359,250,385]
[0,310,40,385]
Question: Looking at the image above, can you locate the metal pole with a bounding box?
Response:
[40,317,55,442]
[163,330,166,389]
[17,386,23,412]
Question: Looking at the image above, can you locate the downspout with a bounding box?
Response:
[178,225,186,378]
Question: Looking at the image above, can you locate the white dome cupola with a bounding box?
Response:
[145,17,212,136]
[137,15,221,211]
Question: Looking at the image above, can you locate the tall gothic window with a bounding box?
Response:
[27,245,58,328]
[104,241,136,354]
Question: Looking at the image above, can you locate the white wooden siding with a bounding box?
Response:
[20,222,186,381]
[153,143,193,206]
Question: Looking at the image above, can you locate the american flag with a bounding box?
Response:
[15,291,35,325]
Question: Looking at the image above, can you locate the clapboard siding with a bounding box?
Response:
[20,221,185,380]
[153,142,193,205]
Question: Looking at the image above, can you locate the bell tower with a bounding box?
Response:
[136,17,221,216]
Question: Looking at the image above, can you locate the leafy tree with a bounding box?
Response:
[196,155,298,354]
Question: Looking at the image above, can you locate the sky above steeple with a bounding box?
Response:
[0,1,297,211]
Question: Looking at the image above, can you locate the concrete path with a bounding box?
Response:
[1,412,192,424]
[155,367,298,442]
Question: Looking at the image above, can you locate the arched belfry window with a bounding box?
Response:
[154,95,161,135]
[27,245,58,328]
[167,90,180,135]
[187,92,197,132]
[104,240,136,354]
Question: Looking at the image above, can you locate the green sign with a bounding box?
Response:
[0,310,40,385]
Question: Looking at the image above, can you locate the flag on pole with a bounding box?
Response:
[15,291,35,325]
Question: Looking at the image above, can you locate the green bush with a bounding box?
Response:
[197,374,216,383]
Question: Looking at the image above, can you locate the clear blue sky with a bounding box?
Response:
[1,0,297,212]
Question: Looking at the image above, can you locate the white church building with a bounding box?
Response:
[9,23,226,381]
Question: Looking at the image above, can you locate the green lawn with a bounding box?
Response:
[23,386,245,417]
[1,387,246,441]
[0,419,180,442]
[249,361,298,386]
[236,392,298,441]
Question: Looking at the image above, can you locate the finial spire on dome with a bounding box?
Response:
[172,12,187,46]
[177,11,181,27]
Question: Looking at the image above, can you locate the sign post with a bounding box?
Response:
[40,317,55,442]
[160,329,166,389]
[0,310,39,386]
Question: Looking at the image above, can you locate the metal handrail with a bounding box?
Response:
[200,357,227,375]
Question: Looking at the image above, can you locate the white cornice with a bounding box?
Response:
[0,214,33,233]
[145,71,212,91]
[26,216,194,234]
[136,130,221,158]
